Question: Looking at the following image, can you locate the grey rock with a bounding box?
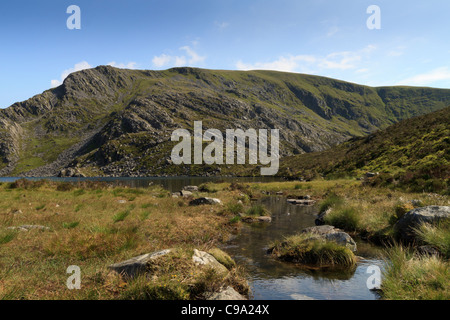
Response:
[189,197,222,206]
[206,286,246,300]
[287,199,316,206]
[180,190,193,197]
[394,206,450,242]
[183,185,199,192]
[242,216,272,223]
[8,225,50,232]
[192,249,228,274]
[108,249,172,278]
[301,225,357,252]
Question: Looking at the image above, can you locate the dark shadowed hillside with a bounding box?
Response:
[278,106,450,193]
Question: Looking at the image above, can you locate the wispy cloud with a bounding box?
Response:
[215,21,230,30]
[51,61,91,88]
[107,61,138,69]
[152,46,205,69]
[326,26,339,37]
[397,67,450,86]
[236,45,376,73]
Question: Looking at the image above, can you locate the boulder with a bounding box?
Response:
[189,197,222,206]
[206,286,246,300]
[394,206,450,242]
[301,225,357,252]
[108,249,172,278]
[180,190,193,197]
[183,185,199,192]
[192,249,228,274]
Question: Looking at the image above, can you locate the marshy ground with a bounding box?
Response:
[0,179,448,300]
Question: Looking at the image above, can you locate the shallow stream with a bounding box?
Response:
[222,196,385,300]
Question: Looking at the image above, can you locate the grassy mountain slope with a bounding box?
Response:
[0,66,449,177]
[278,106,450,193]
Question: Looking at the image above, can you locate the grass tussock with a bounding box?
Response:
[414,221,450,259]
[382,245,450,300]
[269,233,357,268]
[245,204,269,217]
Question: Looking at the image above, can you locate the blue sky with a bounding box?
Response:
[1,0,449,108]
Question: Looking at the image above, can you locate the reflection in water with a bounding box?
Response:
[223,196,385,300]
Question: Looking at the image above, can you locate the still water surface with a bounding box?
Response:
[223,196,385,300]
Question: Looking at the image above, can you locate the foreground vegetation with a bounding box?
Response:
[0,178,448,300]
[0,179,250,300]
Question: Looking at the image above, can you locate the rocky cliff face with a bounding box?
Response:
[0,66,449,177]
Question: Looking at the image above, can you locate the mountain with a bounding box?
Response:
[278,106,450,193]
[0,66,449,177]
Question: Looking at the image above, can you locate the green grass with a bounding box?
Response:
[382,245,450,300]
[0,230,17,245]
[279,106,450,194]
[113,210,131,223]
[319,193,344,212]
[414,221,450,259]
[245,204,269,217]
[62,221,80,229]
[269,233,357,268]
[324,207,360,232]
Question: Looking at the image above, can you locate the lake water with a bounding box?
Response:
[0,176,286,193]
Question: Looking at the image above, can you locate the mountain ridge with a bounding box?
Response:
[0,66,449,177]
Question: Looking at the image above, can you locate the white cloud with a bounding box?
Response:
[107,61,137,69]
[51,61,91,88]
[236,55,316,73]
[326,26,339,37]
[236,45,376,73]
[152,54,172,68]
[215,21,230,30]
[152,46,205,69]
[180,46,206,64]
[397,67,450,86]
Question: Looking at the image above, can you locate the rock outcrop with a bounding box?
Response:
[394,206,450,242]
